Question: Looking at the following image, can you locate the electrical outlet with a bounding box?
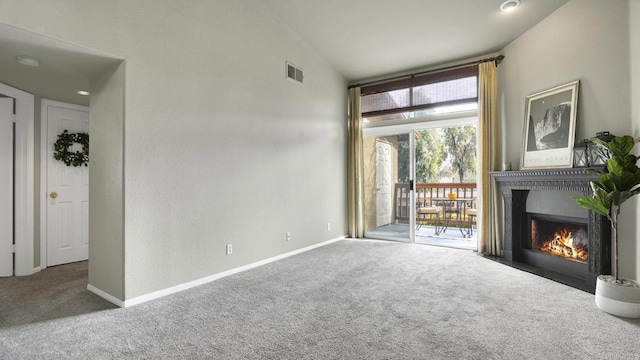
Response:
[327,223,331,231]
[286,232,291,241]
[226,243,233,255]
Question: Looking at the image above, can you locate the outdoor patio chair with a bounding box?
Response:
[465,207,477,236]
[416,206,442,231]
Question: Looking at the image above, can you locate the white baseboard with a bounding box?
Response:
[102,236,346,308]
[87,284,125,307]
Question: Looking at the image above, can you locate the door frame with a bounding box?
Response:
[363,115,479,243]
[40,99,90,269]
[363,129,416,243]
[0,82,35,276]
[0,97,14,276]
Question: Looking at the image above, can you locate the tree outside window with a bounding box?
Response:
[398,125,477,183]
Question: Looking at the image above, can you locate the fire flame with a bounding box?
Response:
[541,229,588,262]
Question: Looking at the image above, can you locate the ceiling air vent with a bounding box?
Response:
[286,62,303,83]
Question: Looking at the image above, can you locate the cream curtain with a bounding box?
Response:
[347,87,365,238]
[477,62,502,255]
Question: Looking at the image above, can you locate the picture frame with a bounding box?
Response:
[521,80,579,170]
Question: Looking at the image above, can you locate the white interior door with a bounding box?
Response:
[44,103,89,267]
[0,98,14,276]
[376,140,392,227]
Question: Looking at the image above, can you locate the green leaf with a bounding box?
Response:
[574,195,610,217]
[607,191,621,206]
[577,135,640,215]
[605,135,635,157]
[613,171,637,192]
[592,180,611,195]
[622,154,639,170]
[607,157,625,175]
[608,155,639,174]
[597,174,617,192]
[586,167,605,175]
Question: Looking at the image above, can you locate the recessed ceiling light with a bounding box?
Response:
[16,55,40,67]
[500,0,520,12]
[77,90,90,96]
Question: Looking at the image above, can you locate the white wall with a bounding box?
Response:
[628,0,640,280]
[500,0,638,278]
[89,63,126,299]
[0,0,347,301]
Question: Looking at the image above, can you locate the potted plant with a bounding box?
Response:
[574,135,640,318]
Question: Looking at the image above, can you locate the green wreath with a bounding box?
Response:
[53,129,90,167]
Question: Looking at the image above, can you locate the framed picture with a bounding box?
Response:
[521,80,579,170]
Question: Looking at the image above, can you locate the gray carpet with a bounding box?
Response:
[0,261,116,327]
[1,240,639,359]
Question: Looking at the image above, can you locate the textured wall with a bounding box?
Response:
[88,63,125,299]
[625,0,640,280]
[500,0,631,167]
[500,0,636,278]
[0,0,347,301]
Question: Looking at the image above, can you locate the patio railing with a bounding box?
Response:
[394,182,477,225]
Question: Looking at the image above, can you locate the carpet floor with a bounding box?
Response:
[1,240,639,359]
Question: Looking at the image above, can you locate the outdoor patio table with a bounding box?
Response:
[431,197,474,238]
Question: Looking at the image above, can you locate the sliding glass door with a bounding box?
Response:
[363,131,415,242]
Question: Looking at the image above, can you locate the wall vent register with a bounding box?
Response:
[286,62,303,83]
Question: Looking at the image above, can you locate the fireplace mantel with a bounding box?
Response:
[491,168,611,293]
[490,168,597,193]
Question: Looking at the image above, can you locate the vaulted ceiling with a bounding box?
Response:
[259,0,569,81]
[0,1,569,105]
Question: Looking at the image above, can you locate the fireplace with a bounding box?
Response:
[491,169,611,293]
[528,214,588,263]
[522,213,589,280]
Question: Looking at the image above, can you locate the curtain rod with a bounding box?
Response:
[348,55,505,90]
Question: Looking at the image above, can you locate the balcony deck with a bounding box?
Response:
[365,182,478,251]
[365,223,477,251]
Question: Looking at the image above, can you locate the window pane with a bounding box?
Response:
[412,77,477,106]
[364,102,477,123]
[361,89,410,113]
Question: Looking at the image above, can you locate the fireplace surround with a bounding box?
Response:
[492,169,611,293]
